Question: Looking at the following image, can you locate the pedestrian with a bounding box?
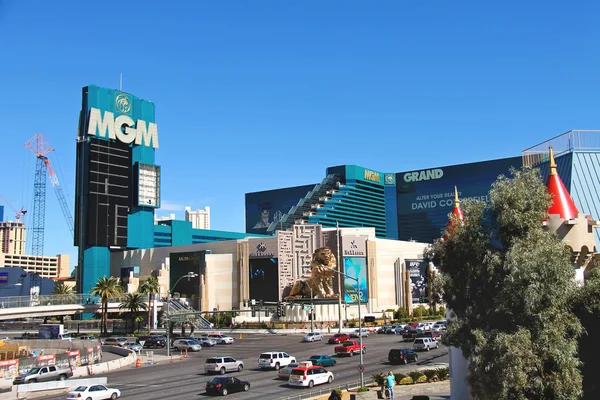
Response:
[386,371,395,400]
[379,372,387,397]
[328,389,342,400]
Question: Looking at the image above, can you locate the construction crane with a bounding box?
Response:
[24,134,75,257]
[0,194,27,222]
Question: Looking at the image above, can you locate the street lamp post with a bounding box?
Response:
[166,272,199,357]
[331,268,364,387]
[309,286,314,333]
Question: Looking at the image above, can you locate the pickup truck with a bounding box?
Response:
[13,365,73,385]
[334,340,366,357]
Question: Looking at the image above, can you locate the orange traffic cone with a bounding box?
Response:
[180,351,183,360]
[185,349,189,358]
[170,355,173,363]
[136,358,142,368]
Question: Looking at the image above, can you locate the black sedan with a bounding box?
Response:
[206,377,250,396]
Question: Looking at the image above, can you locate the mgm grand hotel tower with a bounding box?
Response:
[74,85,160,295]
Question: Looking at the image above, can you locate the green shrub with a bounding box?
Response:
[348,321,357,328]
[413,305,427,318]
[421,369,438,382]
[357,386,369,392]
[399,376,413,385]
[332,389,343,397]
[415,375,428,384]
[372,374,385,386]
[438,306,446,316]
[436,367,449,380]
[394,373,406,383]
[395,307,409,320]
[408,371,426,383]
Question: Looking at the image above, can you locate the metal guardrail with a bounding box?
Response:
[275,378,375,400]
[0,294,129,309]
[522,130,600,167]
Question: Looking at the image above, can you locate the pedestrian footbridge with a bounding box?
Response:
[0,294,164,320]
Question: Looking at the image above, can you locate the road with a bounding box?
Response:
[40,332,449,400]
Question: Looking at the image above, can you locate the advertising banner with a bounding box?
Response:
[0,359,19,379]
[406,259,429,304]
[0,272,8,282]
[343,257,368,304]
[67,350,81,368]
[248,238,278,259]
[37,354,56,366]
[249,258,279,302]
[341,236,366,257]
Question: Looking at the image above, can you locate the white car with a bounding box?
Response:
[123,342,142,352]
[302,332,323,342]
[258,352,296,370]
[349,329,369,338]
[208,334,235,344]
[413,337,439,351]
[66,384,120,400]
[288,364,334,388]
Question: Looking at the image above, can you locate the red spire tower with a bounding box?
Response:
[443,186,464,239]
[546,147,579,219]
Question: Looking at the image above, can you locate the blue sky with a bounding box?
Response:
[0,1,599,268]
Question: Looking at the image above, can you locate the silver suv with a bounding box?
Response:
[257,352,296,370]
[204,356,244,374]
[173,339,202,352]
[413,337,439,351]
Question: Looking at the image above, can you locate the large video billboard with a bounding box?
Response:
[245,184,315,234]
[249,258,279,302]
[406,259,428,304]
[343,257,368,304]
[169,251,205,303]
[396,157,522,243]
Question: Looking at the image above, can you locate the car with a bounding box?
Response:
[288,362,334,388]
[327,333,351,344]
[78,336,98,341]
[402,328,420,342]
[122,342,142,352]
[413,337,439,351]
[170,336,197,346]
[173,339,202,352]
[307,354,336,367]
[101,337,128,347]
[388,348,419,365]
[257,352,296,370]
[204,356,244,374]
[349,329,369,338]
[205,376,250,396]
[302,332,323,342]
[66,384,121,400]
[198,337,217,347]
[139,335,166,348]
[208,334,235,344]
[278,363,300,380]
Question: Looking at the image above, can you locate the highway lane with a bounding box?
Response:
[41,332,448,400]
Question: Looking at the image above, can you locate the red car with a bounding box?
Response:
[328,333,350,344]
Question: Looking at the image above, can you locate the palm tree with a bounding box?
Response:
[119,293,147,334]
[52,281,76,304]
[139,276,160,334]
[91,277,122,335]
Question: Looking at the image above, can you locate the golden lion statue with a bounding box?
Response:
[285,247,338,300]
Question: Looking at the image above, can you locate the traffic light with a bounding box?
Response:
[281,304,286,317]
[251,309,256,317]
[276,302,282,318]
[259,299,264,307]
[265,309,270,317]
[232,307,238,318]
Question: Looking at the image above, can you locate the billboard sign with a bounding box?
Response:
[249,238,278,259]
[245,184,315,234]
[406,259,428,304]
[342,236,366,257]
[249,258,279,302]
[396,156,522,243]
[0,273,8,283]
[343,257,368,304]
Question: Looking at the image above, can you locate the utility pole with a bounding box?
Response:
[336,221,343,332]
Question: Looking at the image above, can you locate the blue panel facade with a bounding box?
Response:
[0,268,54,297]
[384,185,399,239]
[0,205,4,222]
[570,152,600,246]
[154,223,269,247]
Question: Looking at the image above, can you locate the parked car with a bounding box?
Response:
[307,354,336,367]
[198,337,217,347]
[349,329,369,338]
[13,365,73,385]
[170,336,197,346]
[204,356,244,374]
[122,342,142,352]
[288,363,334,388]
[432,321,447,332]
[102,337,128,347]
[173,339,202,352]
[205,376,250,396]
[257,352,296,370]
[413,337,439,351]
[302,332,323,342]
[66,384,121,400]
[78,335,98,341]
[402,329,420,342]
[208,334,235,344]
[327,333,350,344]
[278,363,300,380]
[139,335,166,348]
[388,348,419,365]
